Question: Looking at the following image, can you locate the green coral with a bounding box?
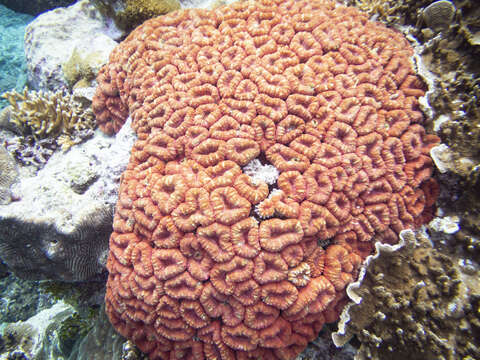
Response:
[1,88,95,151]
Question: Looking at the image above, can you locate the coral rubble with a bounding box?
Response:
[93,0,440,358]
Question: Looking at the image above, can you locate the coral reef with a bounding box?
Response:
[93,0,440,358]
[93,0,181,32]
[333,229,480,360]
[417,1,480,254]
[0,145,18,204]
[1,88,95,151]
[353,0,480,337]
[0,118,135,282]
[344,0,432,26]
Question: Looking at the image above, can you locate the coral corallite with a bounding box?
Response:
[92,0,440,358]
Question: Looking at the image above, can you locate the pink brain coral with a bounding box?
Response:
[93,0,440,358]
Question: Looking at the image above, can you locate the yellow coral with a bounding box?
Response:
[62,47,103,88]
[1,88,95,150]
[353,0,400,20]
[96,0,181,31]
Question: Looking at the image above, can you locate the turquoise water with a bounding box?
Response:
[0,5,33,108]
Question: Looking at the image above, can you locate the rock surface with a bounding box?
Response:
[0,274,56,323]
[0,146,18,205]
[0,301,76,360]
[24,0,124,91]
[0,120,136,281]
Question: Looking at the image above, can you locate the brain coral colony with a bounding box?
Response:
[92,0,440,358]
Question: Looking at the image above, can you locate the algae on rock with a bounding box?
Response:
[62,47,106,90]
[0,302,76,360]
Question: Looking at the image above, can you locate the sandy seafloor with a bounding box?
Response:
[0,0,478,359]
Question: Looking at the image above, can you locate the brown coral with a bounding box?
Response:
[94,0,440,359]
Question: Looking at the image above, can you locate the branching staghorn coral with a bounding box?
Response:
[2,88,95,151]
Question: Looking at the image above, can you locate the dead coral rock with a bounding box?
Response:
[93,0,439,358]
[0,120,136,281]
[333,229,480,360]
[24,0,124,91]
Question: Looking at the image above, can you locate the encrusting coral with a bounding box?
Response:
[92,0,440,358]
[62,47,106,89]
[2,88,95,151]
[333,229,480,360]
[93,0,181,32]
[345,0,432,26]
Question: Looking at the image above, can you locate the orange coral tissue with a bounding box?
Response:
[94,0,440,359]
